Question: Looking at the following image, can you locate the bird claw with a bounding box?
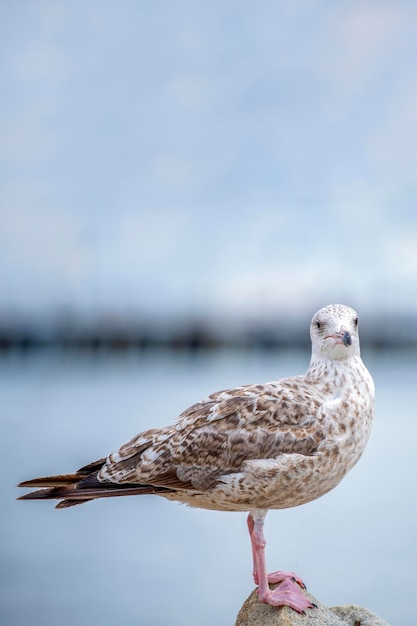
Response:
[290,574,307,590]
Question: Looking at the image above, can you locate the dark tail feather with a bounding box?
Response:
[17,476,172,509]
[17,486,98,509]
[18,487,65,500]
[17,455,173,509]
[55,484,167,509]
[17,458,108,489]
[56,499,94,509]
[18,474,82,488]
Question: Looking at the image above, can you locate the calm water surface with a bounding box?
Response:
[1,349,416,626]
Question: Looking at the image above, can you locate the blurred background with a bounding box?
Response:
[1,2,416,626]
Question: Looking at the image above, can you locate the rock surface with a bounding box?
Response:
[234,588,390,626]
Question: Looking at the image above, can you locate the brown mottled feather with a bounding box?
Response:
[101,380,325,491]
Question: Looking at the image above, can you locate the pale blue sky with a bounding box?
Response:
[1,1,417,325]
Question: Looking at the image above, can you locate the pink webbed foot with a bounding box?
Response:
[258,576,315,613]
[253,569,306,589]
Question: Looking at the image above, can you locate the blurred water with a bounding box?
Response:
[1,349,416,626]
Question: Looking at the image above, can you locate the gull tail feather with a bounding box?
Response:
[17,457,108,489]
[18,474,83,488]
[17,474,173,509]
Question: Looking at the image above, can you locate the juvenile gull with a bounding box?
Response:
[18,304,375,613]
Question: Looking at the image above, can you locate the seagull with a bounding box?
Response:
[18,304,375,613]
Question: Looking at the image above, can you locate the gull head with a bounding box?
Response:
[310,304,361,361]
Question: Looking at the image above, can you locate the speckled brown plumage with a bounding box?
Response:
[18,304,375,613]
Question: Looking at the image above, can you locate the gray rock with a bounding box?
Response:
[234,588,390,626]
[330,605,391,626]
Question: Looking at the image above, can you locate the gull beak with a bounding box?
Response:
[328,326,352,347]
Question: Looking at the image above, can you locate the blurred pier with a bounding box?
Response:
[1,311,416,353]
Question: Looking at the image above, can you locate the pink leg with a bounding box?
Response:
[247,512,315,613]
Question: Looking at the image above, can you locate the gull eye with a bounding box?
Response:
[316,321,321,329]
[354,317,359,327]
